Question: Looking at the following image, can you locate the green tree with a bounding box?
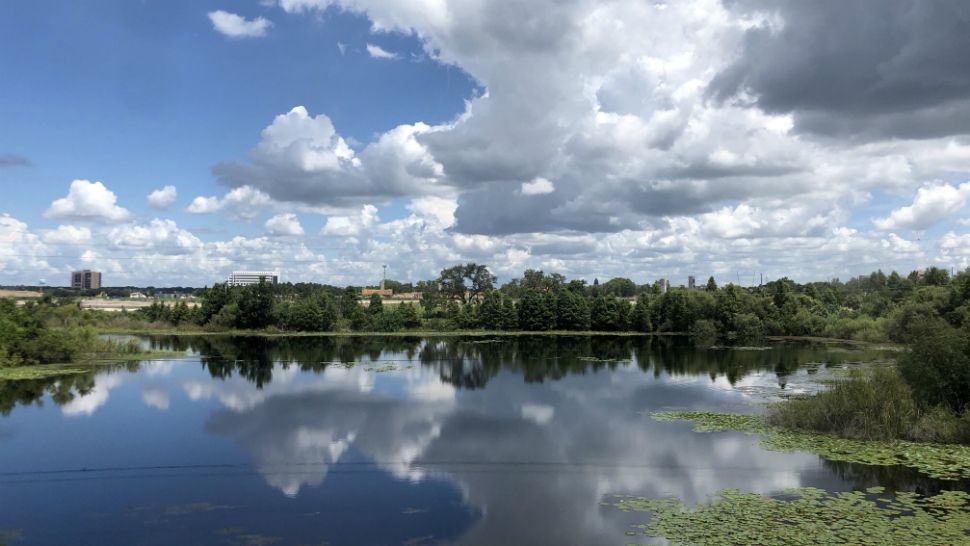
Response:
[438,263,496,303]
[397,303,421,329]
[631,293,652,332]
[200,283,233,324]
[518,290,556,331]
[236,281,275,329]
[899,321,970,411]
[479,291,505,330]
[706,276,718,292]
[368,293,384,315]
[350,306,372,331]
[339,286,360,319]
[500,298,518,329]
[556,289,590,330]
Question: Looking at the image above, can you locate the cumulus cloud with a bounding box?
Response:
[213,106,446,207]
[265,213,305,237]
[187,186,272,221]
[45,180,132,222]
[366,43,398,59]
[42,225,92,245]
[322,205,379,237]
[710,1,970,140]
[233,0,970,244]
[147,185,177,210]
[208,10,272,38]
[520,177,555,196]
[873,182,970,231]
[106,219,204,255]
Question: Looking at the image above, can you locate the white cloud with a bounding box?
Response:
[366,43,398,59]
[265,213,305,237]
[106,219,204,255]
[407,196,458,229]
[45,180,131,222]
[186,186,272,221]
[42,225,92,244]
[520,177,555,196]
[873,182,970,231]
[322,205,379,237]
[208,10,272,38]
[147,185,177,210]
[141,387,170,411]
[187,195,221,214]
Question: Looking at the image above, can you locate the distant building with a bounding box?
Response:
[658,278,668,294]
[227,271,280,286]
[71,270,102,290]
[129,291,148,299]
[688,276,696,289]
[362,288,393,298]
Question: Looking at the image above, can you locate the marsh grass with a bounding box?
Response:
[768,367,916,441]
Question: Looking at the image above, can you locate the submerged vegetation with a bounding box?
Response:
[613,487,970,546]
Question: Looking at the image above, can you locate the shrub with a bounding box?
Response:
[690,319,718,347]
[899,321,970,412]
[768,367,917,441]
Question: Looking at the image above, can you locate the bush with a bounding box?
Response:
[768,367,917,441]
[690,319,718,347]
[899,321,970,412]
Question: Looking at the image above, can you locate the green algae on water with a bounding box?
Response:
[613,487,970,546]
[651,411,970,480]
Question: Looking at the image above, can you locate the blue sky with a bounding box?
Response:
[1,0,969,287]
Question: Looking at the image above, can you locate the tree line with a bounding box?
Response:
[129,264,970,345]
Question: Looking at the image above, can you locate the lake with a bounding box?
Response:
[0,335,951,545]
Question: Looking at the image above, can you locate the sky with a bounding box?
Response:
[1,0,969,288]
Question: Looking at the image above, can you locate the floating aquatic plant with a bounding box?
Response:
[613,486,970,546]
[364,364,399,373]
[651,411,970,480]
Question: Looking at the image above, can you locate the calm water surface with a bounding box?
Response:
[0,336,945,545]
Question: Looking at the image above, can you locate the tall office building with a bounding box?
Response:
[71,270,102,290]
[227,271,280,286]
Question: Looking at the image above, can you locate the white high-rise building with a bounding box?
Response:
[227,271,280,286]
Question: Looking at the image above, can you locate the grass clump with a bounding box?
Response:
[768,367,917,441]
[613,487,970,546]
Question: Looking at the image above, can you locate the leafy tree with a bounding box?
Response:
[518,290,556,331]
[591,295,626,331]
[602,277,637,298]
[368,293,384,315]
[922,267,950,286]
[556,289,590,330]
[479,291,505,330]
[338,286,360,319]
[706,276,718,292]
[236,281,275,329]
[396,303,422,329]
[500,298,519,329]
[438,263,496,303]
[350,306,372,331]
[631,293,652,332]
[899,321,970,412]
[200,283,234,324]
